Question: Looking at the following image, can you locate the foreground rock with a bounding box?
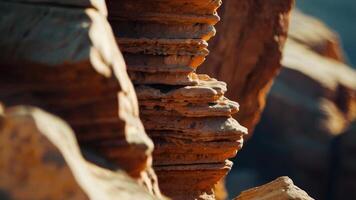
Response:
[0,0,161,197]
[107,1,247,199]
[234,177,314,200]
[234,10,356,199]
[199,0,295,134]
[0,106,156,200]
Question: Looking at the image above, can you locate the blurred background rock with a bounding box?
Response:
[297,0,356,67]
[228,2,356,200]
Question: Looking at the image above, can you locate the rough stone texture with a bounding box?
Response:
[0,0,162,197]
[0,106,157,200]
[234,177,314,200]
[107,1,247,199]
[235,10,356,199]
[198,0,295,135]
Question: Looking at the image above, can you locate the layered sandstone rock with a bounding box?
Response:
[195,1,295,198]
[199,0,295,134]
[107,1,247,199]
[235,11,356,199]
[234,177,314,200]
[0,0,162,197]
[0,106,156,200]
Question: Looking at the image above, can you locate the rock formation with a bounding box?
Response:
[0,1,323,200]
[233,10,356,199]
[0,106,157,200]
[0,0,162,197]
[198,0,295,134]
[288,10,346,62]
[107,1,247,199]
[234,177,314,200]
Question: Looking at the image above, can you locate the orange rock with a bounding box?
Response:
[240,10,356,199]
[234,177,314,200]
[0,0,162,197]
[0,106,157,200]
[108,0,247,199]
[199,0,295,135]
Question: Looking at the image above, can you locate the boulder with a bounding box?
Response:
[0,106,157,200]
[234,177,314,200]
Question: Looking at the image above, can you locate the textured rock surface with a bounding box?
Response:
[234,177,314,200]
[233,10,356,199]
[107,1,247,199]
[0,106,156,200]
[0,0,162,197]
[199,0,295,134]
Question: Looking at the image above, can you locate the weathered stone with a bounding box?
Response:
[108,1,247,199]
[0,0,162,197]
[108,0,220,86]
[199,0,295,134]
[235,10,356,199]
[156,161,233,200]
[194,1,295,198]
[0,106,157,200]
[234,177,314,200]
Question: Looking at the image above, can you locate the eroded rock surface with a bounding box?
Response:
[234,177,314,200]
[0,106,156,200]
[0,0,162,197]
[236,10,356,199]
[107,1,247,199]
[199,0,295,134]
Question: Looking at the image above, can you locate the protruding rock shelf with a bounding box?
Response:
[107,0,247,199]
[199,0,295,136]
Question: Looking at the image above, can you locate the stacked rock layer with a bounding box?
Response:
[107,0,248,199]
[199,0,295,135]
